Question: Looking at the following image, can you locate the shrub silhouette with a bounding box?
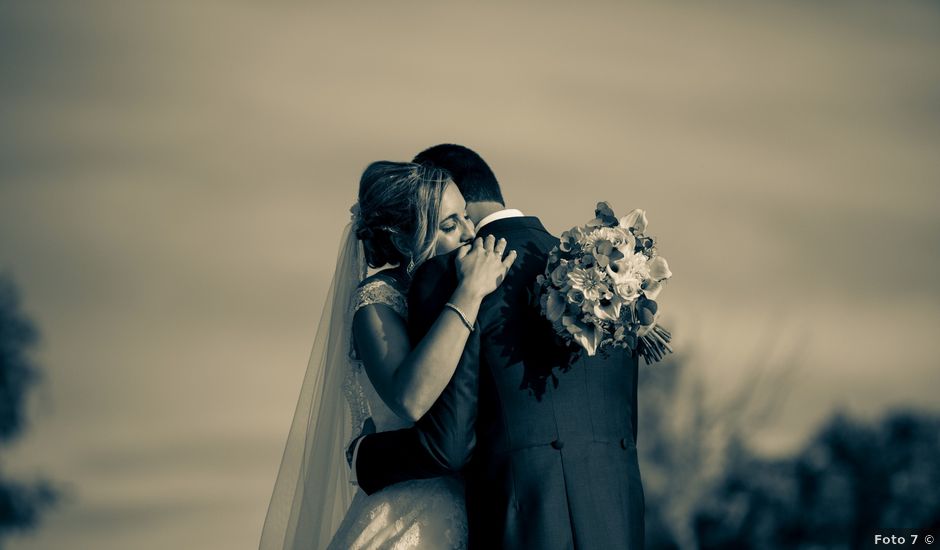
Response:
[0,275,57,545]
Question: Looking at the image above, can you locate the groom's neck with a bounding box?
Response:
[467,201,506,226]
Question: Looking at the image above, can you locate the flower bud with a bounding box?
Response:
[637,305,656,326]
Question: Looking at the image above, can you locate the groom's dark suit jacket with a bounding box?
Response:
[356,216,645,549]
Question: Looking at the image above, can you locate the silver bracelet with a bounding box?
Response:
[444,302,475,332]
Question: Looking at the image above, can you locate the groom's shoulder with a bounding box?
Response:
[409,250,458,300]
[415,249,456,281]
[407,251,458,340]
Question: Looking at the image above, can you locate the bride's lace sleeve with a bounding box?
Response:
[352,278,408,319]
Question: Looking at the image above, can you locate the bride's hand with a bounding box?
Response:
[456,235,517,299]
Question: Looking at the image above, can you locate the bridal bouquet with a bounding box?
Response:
[536,202,673,363]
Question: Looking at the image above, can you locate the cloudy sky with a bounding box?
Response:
[2,1,939,548]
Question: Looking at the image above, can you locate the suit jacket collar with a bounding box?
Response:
[476,209,524,231]
[476,216,550,238]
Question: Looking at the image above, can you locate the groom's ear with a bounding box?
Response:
[465,203,487,226]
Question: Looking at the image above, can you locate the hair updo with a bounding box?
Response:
[355,161,452,270]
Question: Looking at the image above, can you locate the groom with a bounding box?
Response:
[352,144,645,549]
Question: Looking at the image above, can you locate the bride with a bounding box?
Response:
[259,161,516,549]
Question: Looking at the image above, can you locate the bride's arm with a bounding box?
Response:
[353,235,514,423]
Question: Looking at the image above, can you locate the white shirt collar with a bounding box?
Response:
[476,208,524,232]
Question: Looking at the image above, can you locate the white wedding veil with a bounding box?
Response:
[259,219,366,549]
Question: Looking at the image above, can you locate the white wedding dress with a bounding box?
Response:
[327,277,468,550]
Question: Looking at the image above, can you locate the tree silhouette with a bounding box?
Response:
[0,274,57,545]
[638,346,798,549]
[638,349,940,549]
[691,410,940,549]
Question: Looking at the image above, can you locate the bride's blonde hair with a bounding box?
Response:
[355,161,452,271]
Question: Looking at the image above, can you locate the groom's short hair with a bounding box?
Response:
[413,144,504,205]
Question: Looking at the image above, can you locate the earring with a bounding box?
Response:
[406,257,416,276]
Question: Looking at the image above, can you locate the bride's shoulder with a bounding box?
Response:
[353,271,408,316]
